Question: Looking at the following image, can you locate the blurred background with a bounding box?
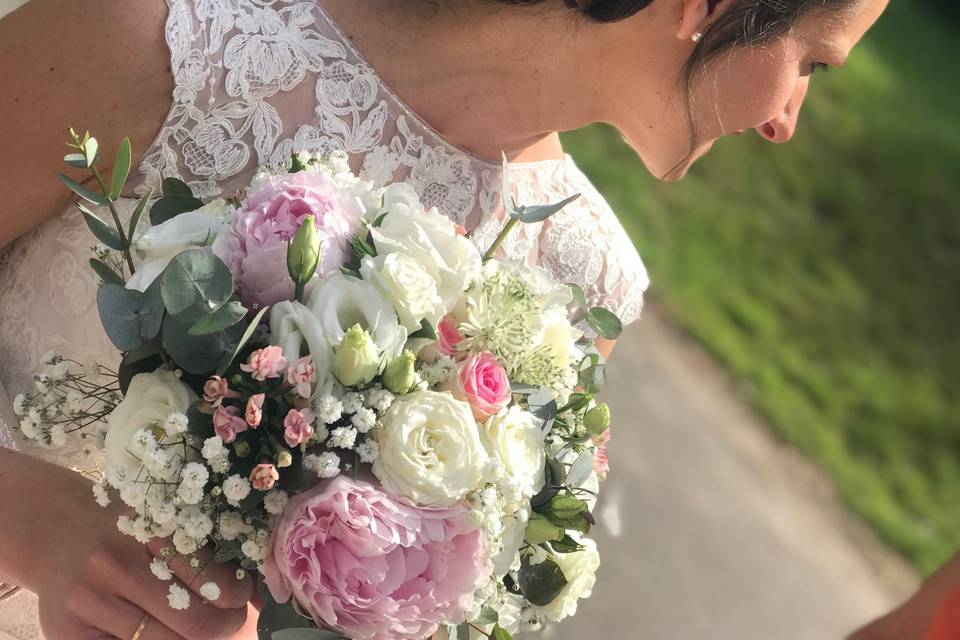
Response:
[1,0,957,638]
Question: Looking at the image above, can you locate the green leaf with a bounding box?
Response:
[58,173,109,206]
[109,138,132,199]
[163,314,245,375]
[217,306,269,375]
[127,189,153,241]
[256,597,316,637]
[514,193,580,224]
[214,540,243,563]
[543,494,592,534]
[586,307,623,340]
[63,153,88,169]
[550,533,586,554]
[408,318,437,341]
[272,630,346,640]
[565,450,595,489]
[474,607,499,626]
[79,205,125,250]
[489,625,513,640]
[518,558,568,606]
[97,283,164,352]
[188,300,247,336]
[83,137,99,168]
[118,344,163,395]
[160,249,234,322]
[525,512,566,545]
[89,259,124,286]
[150,194,205,225]
[568,283,588,310]
[162,177,194,197]
[578,363,606,394]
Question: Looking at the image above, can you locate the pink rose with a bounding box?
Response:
[593,429,611,479]
[420,316,464,363]
[286,356,316,398]
[212,171,363,309]
[203,375,237,407]
[250,463,279,491]
[246,393,265,427]
[448,352,510,421]
[283,408,315,447]
[213,405,248,444]
[263,476,489,640]
[241,346,287,382]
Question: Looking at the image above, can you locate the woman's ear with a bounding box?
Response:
[675,0,730,41]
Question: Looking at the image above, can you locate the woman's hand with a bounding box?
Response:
[0,448,255,639]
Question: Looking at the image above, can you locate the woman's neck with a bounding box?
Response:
[319,0,642,161]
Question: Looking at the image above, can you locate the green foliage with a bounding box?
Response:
[163,314,244,375]
[109,138,132,200]
[96,282,164,352]
[561,2,960,573]
[160,249,235,322]
[517,557,568,606]
[150,177,204,225]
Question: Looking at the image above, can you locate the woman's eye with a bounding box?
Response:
[810,62,830,75]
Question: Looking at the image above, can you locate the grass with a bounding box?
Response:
[561,1,960,575]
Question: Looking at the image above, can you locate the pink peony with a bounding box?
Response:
[283,408,315,447]
[246,393,265,427]
[286,356,317,398]
[241,346,287,382]
[250,463,280,491]
[262,476,490,640]
[203,375,237,407]
[448,352,510,421]
[213,405,248,444]
[212,171,363,309]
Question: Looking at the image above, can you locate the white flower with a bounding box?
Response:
[303,452,340,478]
[370,185,482,305]
[535,310,583,374]
[173,529,201,555]
[116,515,135,536]
[92,482,111,508]
[218,511,249,541]
[264,490,289,515]
[365,388,394,412]
[202,436,229,463]
[372,390,488,507]
[180,462,209,489]
[49,424,67,448]
[360,252,445,332]
[222,475,252,506]
[120,483,148,511]
[12,394,27,416]
[493,508,529,578]
[481,406,546,512]
[177,483,204,506]
[167,583,191,610]
[328,426,358,449]
[104,371,197,488]
[341,392,363,414]
[18,416,38,440]
[163,412,190,436]
[200,581,221,602]
[50,361,70,382]
[150,501,177,525]
[534,538,600,623]
[314,395,343,424]
[351,407,376,433]
[241,534,268,562]
[357,441,379,463]
[177,506,214,539]
[34,374,49,394]
[127,201,231,292]
[150,558,173,581]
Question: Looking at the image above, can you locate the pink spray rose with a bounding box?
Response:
[286,356,317,398]
[213,405,248,444]
[447,352,510,421]
[283,408,315,447]
[212,171,363,308]
[262,476,490,640]
[245,393,265,428]
[241,346,287,382]
[250,463,280,491]
[420,315,464,363]
[593,429,611,479]
[203,375,237,407]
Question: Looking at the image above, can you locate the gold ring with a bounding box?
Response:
[130,614,149,640]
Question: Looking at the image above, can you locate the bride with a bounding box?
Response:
[0,0,887,638]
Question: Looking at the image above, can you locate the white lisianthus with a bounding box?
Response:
[103,371,197,488]
[372,390,488,507]
[492,507,529,578]
[369,189,481,306]
[269,300,331,381]
[126,199,231,292]
[360,253,445,332]
[534,537,600,623]
[481,406,546,512]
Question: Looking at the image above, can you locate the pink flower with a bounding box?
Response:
[447,352,510,421]
[213,405,248,444]
[421,316,464,363]
[263,476,489,640]
[212,171,363,309]
[241,346,287,382]
[283,408,315,447]
[250,463,280,491]
[246,393,265,427]
[203,375,237,407]
[286,356,316,398]
[593,429,611,479]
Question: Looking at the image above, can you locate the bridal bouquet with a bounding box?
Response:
[14,132,622,640]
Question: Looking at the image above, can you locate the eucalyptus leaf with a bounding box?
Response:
[518,558,568,607]
[586,307,623,340]
[568,283,588,310]
[89,258,124,286]
[474,607,499,626]
[515,193,580,224]
[79,205,125,251]
[214,540,243,563]
[58,173,109,206]
[160,249,234,321]
[127,189,153,240]
[83,137,99,167]
[565,450,595,489]
[188,300,247,336]
[218,306,269,375]
[162,177,194,197]
[578,363,606,394]
[63,153,88,169]
[163,314,244,375]
[97,284,164,352]
[109,138,132,199]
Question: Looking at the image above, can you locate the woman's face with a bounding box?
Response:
[620,0,889,180]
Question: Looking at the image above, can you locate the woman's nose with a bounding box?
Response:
[755,77,810,144]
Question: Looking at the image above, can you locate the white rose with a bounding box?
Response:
[360,253,445,332]
[369,205,481,306]
[535,537,600,623]
[104,370,197,487]
[126,199,231,292]
[482,406,546,512]
[535,310,583,373]
[372,390,488,507]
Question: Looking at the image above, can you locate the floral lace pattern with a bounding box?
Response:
[0,3,648,636]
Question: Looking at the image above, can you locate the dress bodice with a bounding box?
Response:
[0,3,648,635]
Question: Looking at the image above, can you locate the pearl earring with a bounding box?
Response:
[691,31,703,43]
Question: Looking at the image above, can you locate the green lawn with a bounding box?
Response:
[562,1,960,574]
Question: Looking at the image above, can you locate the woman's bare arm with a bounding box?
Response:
[0,0,173,248]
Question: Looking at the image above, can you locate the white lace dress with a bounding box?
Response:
[0,1,648,637]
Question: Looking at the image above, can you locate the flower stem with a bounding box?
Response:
[482,216,519,262]
[90,165,137,275]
